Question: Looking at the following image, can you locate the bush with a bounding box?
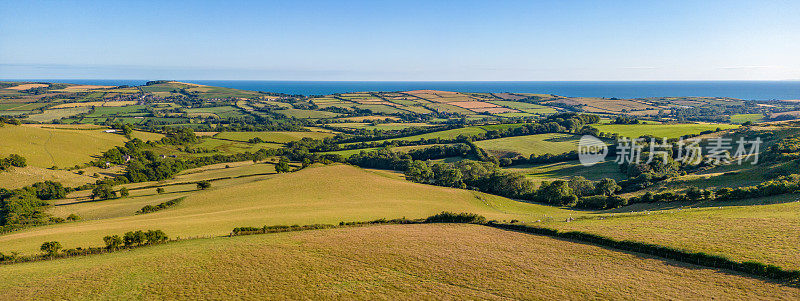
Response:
[196,181,211,190]
[425,212,486,224]
[40,241,61,255]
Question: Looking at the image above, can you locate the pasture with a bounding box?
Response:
[593,123,739,139]
[213,131,334,143]
[546,197,800,269]
[0,125,159,168]
[0,164,576,255]
[474,133,581,157]
[1,224,796,299]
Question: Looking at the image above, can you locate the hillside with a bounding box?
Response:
[0,164,574,255]
[2,224,796,299]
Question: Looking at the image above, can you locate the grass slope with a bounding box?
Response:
[0,164,574,255]
[547,197,800,269]
[1,224,796,299]
[0,125,149,168]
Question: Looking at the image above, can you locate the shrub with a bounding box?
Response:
[40,241,61,256]
[425,212,486,224]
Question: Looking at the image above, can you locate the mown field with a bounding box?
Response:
[0,164,576,255]
[0,125,162,168]
[545,196,800,269]
[1,224,796,299]
[593,123,739,139]
[505,160,626,182]
[474,133,580,157]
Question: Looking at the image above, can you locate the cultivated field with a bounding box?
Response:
[1,224,796,299]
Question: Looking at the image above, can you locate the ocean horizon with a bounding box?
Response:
[3,79,800,100]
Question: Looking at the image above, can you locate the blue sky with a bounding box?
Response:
[1,0,798,80]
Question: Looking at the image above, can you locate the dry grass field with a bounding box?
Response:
[546,198,800,269]
[0,125,160,168]
[1,224,796,299]
[0,165,575,255]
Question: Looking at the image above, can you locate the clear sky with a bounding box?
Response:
[1,0,798,81]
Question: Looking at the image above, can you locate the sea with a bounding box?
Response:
[6,80,800,100]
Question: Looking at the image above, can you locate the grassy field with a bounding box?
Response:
[0,125,160,168]
[546,197,800,269]
[474,133,581,157]
[213,131,334,143]
[1,224,797,299]
[730,113,765,124]
[593,123,739,139]
[505,160,626,182]
[0,164,577,255]
[0,166,97,189]
[25,107,91,122]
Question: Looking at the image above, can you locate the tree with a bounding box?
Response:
[32,181,66,200]
[145,230,168,244]
[275,157,291,173]
[66,213,81,221]
[537,180,575,205]
[197,181,211,190]
[567,176,595,197]
[404,161,433,183]
[103,235,123,250]
[92,184,117,200]
[119,187,130,198]
[40,241,61,256]
[123,230,147,246]
[595,178,621,196]
[156,187,165,194]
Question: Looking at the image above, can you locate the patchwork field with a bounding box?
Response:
[0,164,575,255]
[1,224,797,299]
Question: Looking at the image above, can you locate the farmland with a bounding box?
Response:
[546,196,800,269]
[0,124,161,168]
[474,133,581,157]
[1,224,797,299]
[0,164,575,255]
[2,80,800,298]
[594,123,739,139]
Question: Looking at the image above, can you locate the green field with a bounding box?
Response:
[546,197,800,269]
[474,133,581,157]
[593,123,739,139]
[2,224,797,299]
[505,160,626,182]
[730,113,765,124]
[276,108,341,119]
[213,131,334,143]
[0,164,577,255]
[0,125,160,168]
[489,100,558,114]
[25,107,91,122]
[185,106,246,118]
